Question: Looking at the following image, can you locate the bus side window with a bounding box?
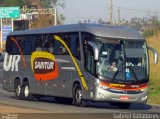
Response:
[86,45,95,75]
[6,36,23,55]
[34,35,43,51]
[70,33,81,60]
[81,32,95,68]
[53,34,69,55]
[6,36,13,54]
[22,36,33,55]
[42,34,55,54]
[12,37,21,55]
[47,35,54,54]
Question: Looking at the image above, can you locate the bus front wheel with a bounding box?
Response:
[73,84,87,107]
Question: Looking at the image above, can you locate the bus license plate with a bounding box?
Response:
[120,96,129,100]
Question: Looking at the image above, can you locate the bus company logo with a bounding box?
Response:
[110,83,125,88]
[3,53,21,71]
[34,58,55,74]
[31,51,58,81]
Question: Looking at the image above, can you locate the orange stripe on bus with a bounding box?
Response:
[11,37,26,68]
[100,81,148,91]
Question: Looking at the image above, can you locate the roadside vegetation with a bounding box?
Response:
[144,22,160,105]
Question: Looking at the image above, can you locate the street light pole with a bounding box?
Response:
[109,0,113,24]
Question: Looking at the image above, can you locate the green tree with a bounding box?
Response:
[0,0,25,7]
[39,0,65,8]
[35,0,65,24]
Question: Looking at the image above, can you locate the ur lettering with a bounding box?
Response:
[3,53,21,71]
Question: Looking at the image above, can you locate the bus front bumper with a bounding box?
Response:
[93,85,148,104]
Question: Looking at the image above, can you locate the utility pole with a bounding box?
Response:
[118,7,120,25]
[109,0,113,24]
[54,7,57,26]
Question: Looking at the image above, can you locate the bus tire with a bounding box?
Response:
[21,82,34,101]
[15,80,22,100]
[72,84,87,107]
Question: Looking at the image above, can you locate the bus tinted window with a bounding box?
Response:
[43,34,55,53]
[22,36,35,55]
[34,35,43,51]
[6,32,81,57]
[82,32,95,67]
[70,33,81,60]
[86,45,95,75]
[43,33,80,57]
[57,34,69,55]
[6,36,20,55]
[6,36,13,54]
[6,36,36,55]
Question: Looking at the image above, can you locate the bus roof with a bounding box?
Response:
[8,23,144,40]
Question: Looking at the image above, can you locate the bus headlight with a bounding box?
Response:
[95,83,109,90]
[141,96,147,101]
[140,88,145,92]
[140,87,148,92]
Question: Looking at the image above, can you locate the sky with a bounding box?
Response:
[57,0,160,24]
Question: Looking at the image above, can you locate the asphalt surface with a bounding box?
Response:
[0,62,160,119]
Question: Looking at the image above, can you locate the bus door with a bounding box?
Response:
[83,41,98,99]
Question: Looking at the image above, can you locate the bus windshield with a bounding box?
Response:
[96,38,149,83]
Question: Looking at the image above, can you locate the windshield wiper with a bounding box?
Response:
[112,61,125,80]
[127,64,139,81]
[112,61,139,82]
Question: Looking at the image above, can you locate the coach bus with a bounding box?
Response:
[3,23,158,109]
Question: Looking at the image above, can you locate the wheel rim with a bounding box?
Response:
[16,85,21,97]
[24,85,29,98]
[76,89,82,104]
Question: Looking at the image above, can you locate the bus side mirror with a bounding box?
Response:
[148,46,158,64]
[88,41,99,60]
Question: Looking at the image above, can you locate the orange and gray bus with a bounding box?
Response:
[3,23,158,109]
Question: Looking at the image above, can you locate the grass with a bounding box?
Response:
[146,32,160,105]
[148,86,160,105]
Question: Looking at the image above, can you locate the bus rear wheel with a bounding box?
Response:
[15,80,22,100]
[21,82,34,101]
[73,84,87,107]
